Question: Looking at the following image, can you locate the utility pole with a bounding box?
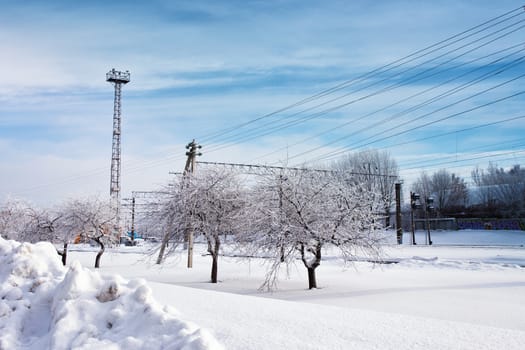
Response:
[279,173,285,262]
[395,183,402,244]
[184,140,202,268]
[130,197,136,242]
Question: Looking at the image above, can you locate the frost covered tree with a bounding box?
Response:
[25,205,73,265]
[0,199,74,264]
[0,199,33,240]
[244,170,385,290]
[24,206,64,243]
[186,169,245,283]
[60,197,116,268]
[154,186,188,264]
[333,149,399,227]
[0,199,75,265]
[0,199,62,243]
[157,168,245,283]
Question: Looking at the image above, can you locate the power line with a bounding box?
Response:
[250,44,525,163]
[299,74,525,166]
[197,8,525,151]
[196,7,524,144]
[277,52,525,164]
[399,139,525,169]
[206,30,525,155]
[376,115,525,152]
[400,152,525,179]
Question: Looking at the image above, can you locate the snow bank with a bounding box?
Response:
[0,237,223,350]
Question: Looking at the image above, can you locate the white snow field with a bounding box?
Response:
[2,230,525,349]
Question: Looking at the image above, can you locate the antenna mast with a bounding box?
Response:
[106,68,130,234]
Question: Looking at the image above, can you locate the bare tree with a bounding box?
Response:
[154,168,245,283]
[0,199,33,240]
[411,171,433,202]
[184,168,245,283]
[24,206,63,243]
[60,197,116,268]
[0,199,78,265]
[0,199,77,265]
[333,149,399,227]
[155,187,187,264]
[471,163,525,217]
[244,170,385,290]
[430,169,468,215]
[471,165,497,212]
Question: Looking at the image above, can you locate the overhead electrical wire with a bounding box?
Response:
[398,138,525,169]
[196,13,525,152]
[303,90,525,167]
[375,115,525,152]
[275,52,525,164]
[196,6,524,144]
[201,17,525,158]
[344,82,525,150]
[250,43,525,162]
[400,150,525,175]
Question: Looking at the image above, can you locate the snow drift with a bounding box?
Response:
[0,237,223,350]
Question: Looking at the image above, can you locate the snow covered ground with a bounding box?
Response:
[2,230,525,349]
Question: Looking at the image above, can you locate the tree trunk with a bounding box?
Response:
[209,236,220,283]
[56,242,69,266]
[307,267,317,289]
[300,243,322,290]
[157,216,174,264]
[211,254,218,283]
[156,232,169,264]
[62,242,68,266]
[94,238,105,268]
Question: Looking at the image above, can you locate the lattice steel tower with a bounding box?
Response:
[106,68,130,232]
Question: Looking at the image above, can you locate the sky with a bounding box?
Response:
[1,0,524,205]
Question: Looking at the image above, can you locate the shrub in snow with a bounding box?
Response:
[0,237,223,350]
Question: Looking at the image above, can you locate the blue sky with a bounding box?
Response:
[1,0,524,204]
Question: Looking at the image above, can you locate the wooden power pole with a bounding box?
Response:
[395,182,403,244]
[130,197,136,242]
[184,140,202,268]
